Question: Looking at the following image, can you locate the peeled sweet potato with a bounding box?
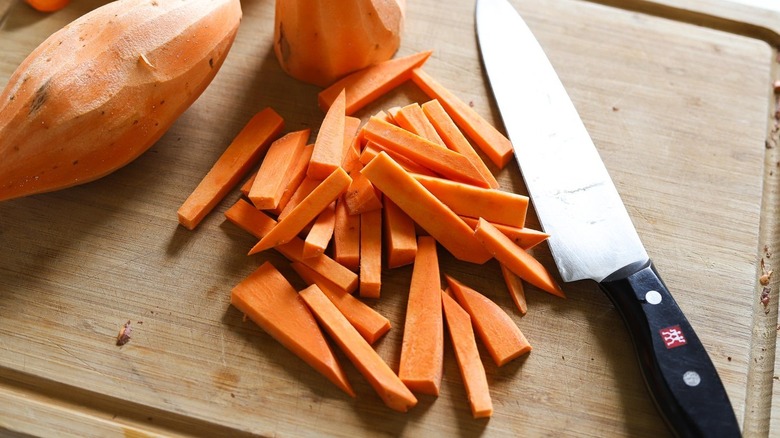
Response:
[273,0,405,87]
[0,0,242,202]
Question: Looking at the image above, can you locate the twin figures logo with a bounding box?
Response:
[660,325,687,349]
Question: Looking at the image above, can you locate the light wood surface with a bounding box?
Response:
[0,0,777,436]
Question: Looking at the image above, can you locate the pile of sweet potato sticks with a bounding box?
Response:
[177,51,565,418]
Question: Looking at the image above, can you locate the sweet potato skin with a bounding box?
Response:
[0,0,243,202]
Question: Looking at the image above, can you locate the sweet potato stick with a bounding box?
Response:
[501,264,528,315]
[231,262,354,397]
[249,168,352,254]
[278,176,320,222]
[372,109,395,125]
[341,116,363,175]
[344,169,383,215]
[359,208,383,298]
[460,217,549,250]
[332,196,360,271]
[240,144,313,206]
[413,173,528,228]
[239,170,256,198]
[421,99,499,189]
[383,197,417,269]
[393,102,446,147]
[441,290,493,418]
[360,152,492,264]
[318,50,433,115]
[248,129,310,210]
[303,201,337,259]
[398,236,444,396]
[271,144,315,215]
[412,68,513,168]
[362,116,488,188]
[308,89,346,180]
[445,275,531,366]
[177,108,284,230]
[360,142,438,177]
[299,284,418,412]
[473,217,565,298]
[225,199,358,293]
[291,261,390,344]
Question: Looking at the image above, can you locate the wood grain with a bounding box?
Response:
[0,0,776,436]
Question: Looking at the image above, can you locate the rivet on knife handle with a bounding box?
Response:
[601,261,741,438]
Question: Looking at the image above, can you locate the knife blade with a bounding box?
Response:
[475,0,740,436]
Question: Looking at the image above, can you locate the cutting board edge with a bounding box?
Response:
[742,55,780,438]
[0,364,254,438]
[585,0,780,45]
[0,0,777,437]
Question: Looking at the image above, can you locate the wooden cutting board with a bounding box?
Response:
[1,0,778,436]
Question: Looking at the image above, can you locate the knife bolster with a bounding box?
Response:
[601,259,652,284]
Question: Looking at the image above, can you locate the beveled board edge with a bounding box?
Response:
[585,1,780,436]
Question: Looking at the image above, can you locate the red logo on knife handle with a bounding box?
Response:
[660,325,687,349]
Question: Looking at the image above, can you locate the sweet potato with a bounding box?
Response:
[340,116,363,174]
[398,236,444,396]
[362,116,488,188]
[299,284,418,412]
[413,174,529,228]
[445,275,532,366]
[441,290,493,418]
[308,90,346,180]
[303,201,337,259]
[318,50,432,115]
[473,218,565,298]
[460,217,549,250]
[231,262,354,397]
[412,68,514,168]
[25,0,69,12]
[421,99,499,189]
[383,197,417,268]
[393,102,446,147]
[249,129,310,210]
[360,141,438,177]
[501,264,528,315]
[359,208,383,298]
[332,196,361,270]
[249,168,352,254]
[344,169,383,215]
[360,152,492,264]
[274,0,405,88]
[225,199,358,293]
[0,0,242,202]
[177,108,284,230]
[291,261,391,345]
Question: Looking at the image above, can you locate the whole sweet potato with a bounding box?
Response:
[0,0,242,202]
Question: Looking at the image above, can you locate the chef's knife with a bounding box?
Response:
[475,0,740,436]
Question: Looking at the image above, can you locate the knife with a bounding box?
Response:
[475,0,740,436]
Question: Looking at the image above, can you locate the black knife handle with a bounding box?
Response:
[600,260,741,438]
